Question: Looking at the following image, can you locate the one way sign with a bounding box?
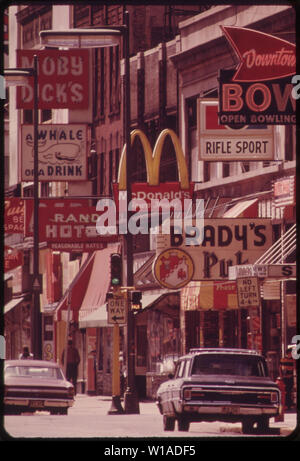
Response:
[107,298,127,325]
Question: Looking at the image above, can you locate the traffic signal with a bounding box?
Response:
[110,253,122,287]
[131,291,142,310]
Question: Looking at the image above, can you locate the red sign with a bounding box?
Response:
[5,246,23,272]
[219,68,296,125]
[4,198,24,234]
[273,176,295,207]
[112,182,195,210]
[16,49,89,109]
[213,281,237,310]
[25,199,118,252]
[221,26,296,82]
[4,12,8,43]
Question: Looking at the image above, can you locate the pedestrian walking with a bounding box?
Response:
[280,348,295,410]
[62,340,80,394]
[19,346,34,359]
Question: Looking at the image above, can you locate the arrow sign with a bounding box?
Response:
[107,298,127,325]
[221,26,296,82]
[111,315,124,322]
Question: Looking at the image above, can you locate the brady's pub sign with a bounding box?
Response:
[219,26,296,125]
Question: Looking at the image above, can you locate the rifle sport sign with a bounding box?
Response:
[198,99,275,161]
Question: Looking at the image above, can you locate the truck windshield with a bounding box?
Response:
[191,354,267,377]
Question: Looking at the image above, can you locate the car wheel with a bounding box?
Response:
[163,415,175,431]
[50,408,68,415]
[242,418,255,434]
[59,408,68,415]
[5,407,21,415]
[257,416,269,434]
[177,416,190,431]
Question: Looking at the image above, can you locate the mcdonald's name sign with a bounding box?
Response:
[114,129,194,206]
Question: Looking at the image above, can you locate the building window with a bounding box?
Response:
[41,182,50,197]
[204,162,210,182]
[19,6,52,49]
[109,150,113,194]
[285,125,295,161]
[94,49,105,121]
[114,148,120,183]
[241,162,250,173]
[23,109,52,125]
[223,162,230,178]
[99,153,105,195]
[109,46,120,116]
[136,325,147,367]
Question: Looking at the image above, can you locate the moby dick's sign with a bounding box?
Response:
[219,26,296,125]
[17,49,89,110]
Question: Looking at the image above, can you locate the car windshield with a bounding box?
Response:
[5,365,64,380]
[191,354,267,377]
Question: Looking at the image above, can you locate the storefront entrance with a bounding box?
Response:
[184,309,248,353]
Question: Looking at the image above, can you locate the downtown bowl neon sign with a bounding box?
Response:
[219,26,296,125]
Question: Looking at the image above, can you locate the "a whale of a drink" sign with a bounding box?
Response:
[21,124,87,181]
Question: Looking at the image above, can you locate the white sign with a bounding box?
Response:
[156,218,272,281]
[237,277,260,308]
[198,99,275,161]
[21,124,87,181]
[268,264,296,278]
[229,264,296,279]
[107,298,127,325]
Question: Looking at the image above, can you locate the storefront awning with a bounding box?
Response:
[79,303,109,328]
[55,253,95,322]
[78,246,120,325]
[181,281,238,310]
[4,296,24,315]
[79,291,175,328]
[223,198,258,218]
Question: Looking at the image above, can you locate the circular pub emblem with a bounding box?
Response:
[153,248,194,290]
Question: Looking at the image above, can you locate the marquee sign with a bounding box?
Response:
[117,128,190,191]
[25,199,118,252]
[21,124,87,181]
[17,49,89,109]
[5,246,23,272]
[4,198,24,234]
[273,175,295,207]
[153,248,194,289]
[221,26,296,82]
[198,99,275,161]
[181,281,238,310]
[219,26,296,125]
[155,219,272,281]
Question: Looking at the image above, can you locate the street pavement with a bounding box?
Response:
[2,393,298,440]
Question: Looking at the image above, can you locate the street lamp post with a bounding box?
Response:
[5,55,42,359]
[40,10,140,414]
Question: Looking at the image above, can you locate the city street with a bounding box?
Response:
[3,394,297,441]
